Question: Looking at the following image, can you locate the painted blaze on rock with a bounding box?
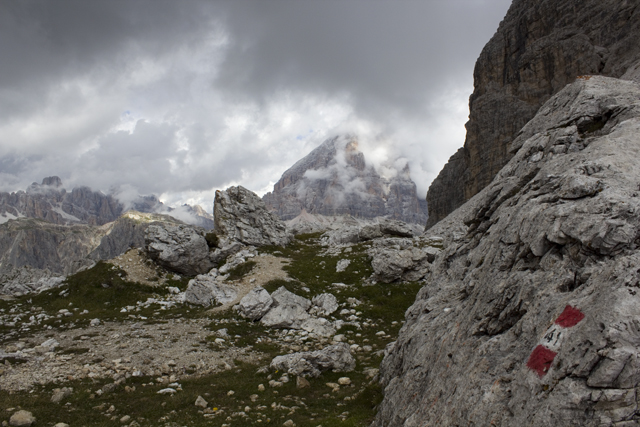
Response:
[527,305,585,377]
[526,345,558,378]
[554,305,585,328]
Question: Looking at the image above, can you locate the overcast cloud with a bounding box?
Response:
[0,0,512,211]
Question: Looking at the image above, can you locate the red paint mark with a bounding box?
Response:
[555,305,585,328]
[527,345,557,377]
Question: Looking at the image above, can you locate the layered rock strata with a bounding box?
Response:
[263,136,428,224]
[426,0,640,228]
[374,76,640,426]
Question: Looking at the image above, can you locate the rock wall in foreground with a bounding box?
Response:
[373,77,640,426]
[426,0,640,228]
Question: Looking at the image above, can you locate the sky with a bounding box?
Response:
[0,0,512,212]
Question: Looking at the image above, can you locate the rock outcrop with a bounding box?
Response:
[214,186,292,247]
[263,135,428,224]
[373,76,640,426]
[426,0,640,228]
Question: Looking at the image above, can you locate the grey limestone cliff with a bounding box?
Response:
[263,136,428,224]
[374,76,640,426]
[426,0,640,228]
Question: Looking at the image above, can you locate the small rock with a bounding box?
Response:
[227,390,235,396]
[54,423,69,427]
[9,410,36,427]
[336,259,351,272]
[120,415,131,423]
[90,318,100,326]
[338,377,351,386]
[283,420,295,427]
[296,376,310,389]
[51,387,73,403]
[258,384,265,391]
[157,388,176,394]
[195,395,208,408]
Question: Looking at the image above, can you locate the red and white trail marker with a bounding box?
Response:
[526,305,585,377]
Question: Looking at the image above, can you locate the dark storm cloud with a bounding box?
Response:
[0,0,512,210]
[216,0,511,117]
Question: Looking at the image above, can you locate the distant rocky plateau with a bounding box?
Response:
[263,135,428,225]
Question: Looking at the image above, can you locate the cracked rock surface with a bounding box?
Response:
[373,76,640,426]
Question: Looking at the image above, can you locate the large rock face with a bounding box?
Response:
[426,0,640,228]
[373,76,640,426]
[263,135,428,224]
[214,186,292,247]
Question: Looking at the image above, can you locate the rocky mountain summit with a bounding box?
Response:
[426,0,640,228]
[263,135,428,225]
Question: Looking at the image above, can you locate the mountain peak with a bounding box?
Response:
[263,135,427,224]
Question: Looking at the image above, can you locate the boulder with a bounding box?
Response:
[260,286,312,328]
[237,286,273,320]
[300,317,336,337]
[378,219,415,238]
[270,342,356,377]
[145,223,214,276]
[184,275,237,306]
[369,246,437,283]
[214,186,292,247]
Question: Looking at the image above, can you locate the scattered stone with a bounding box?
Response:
[338,377,351,386]
[157,388,176,395]
[283,420,295,427]
[296,376,310,389]
[258,384,265,391]
[51,387,73,403]
[90,318,100,326]
[119,415,131,423]
[9,410,35,427]
[195,395,208,408]
[336,259,351,272]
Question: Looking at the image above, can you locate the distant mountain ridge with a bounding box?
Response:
[262,135,428,224]
[0,176,214,229]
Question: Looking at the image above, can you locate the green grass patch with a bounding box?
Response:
[225,260,257,281]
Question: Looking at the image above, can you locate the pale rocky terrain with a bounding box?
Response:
[0,184,432,426]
